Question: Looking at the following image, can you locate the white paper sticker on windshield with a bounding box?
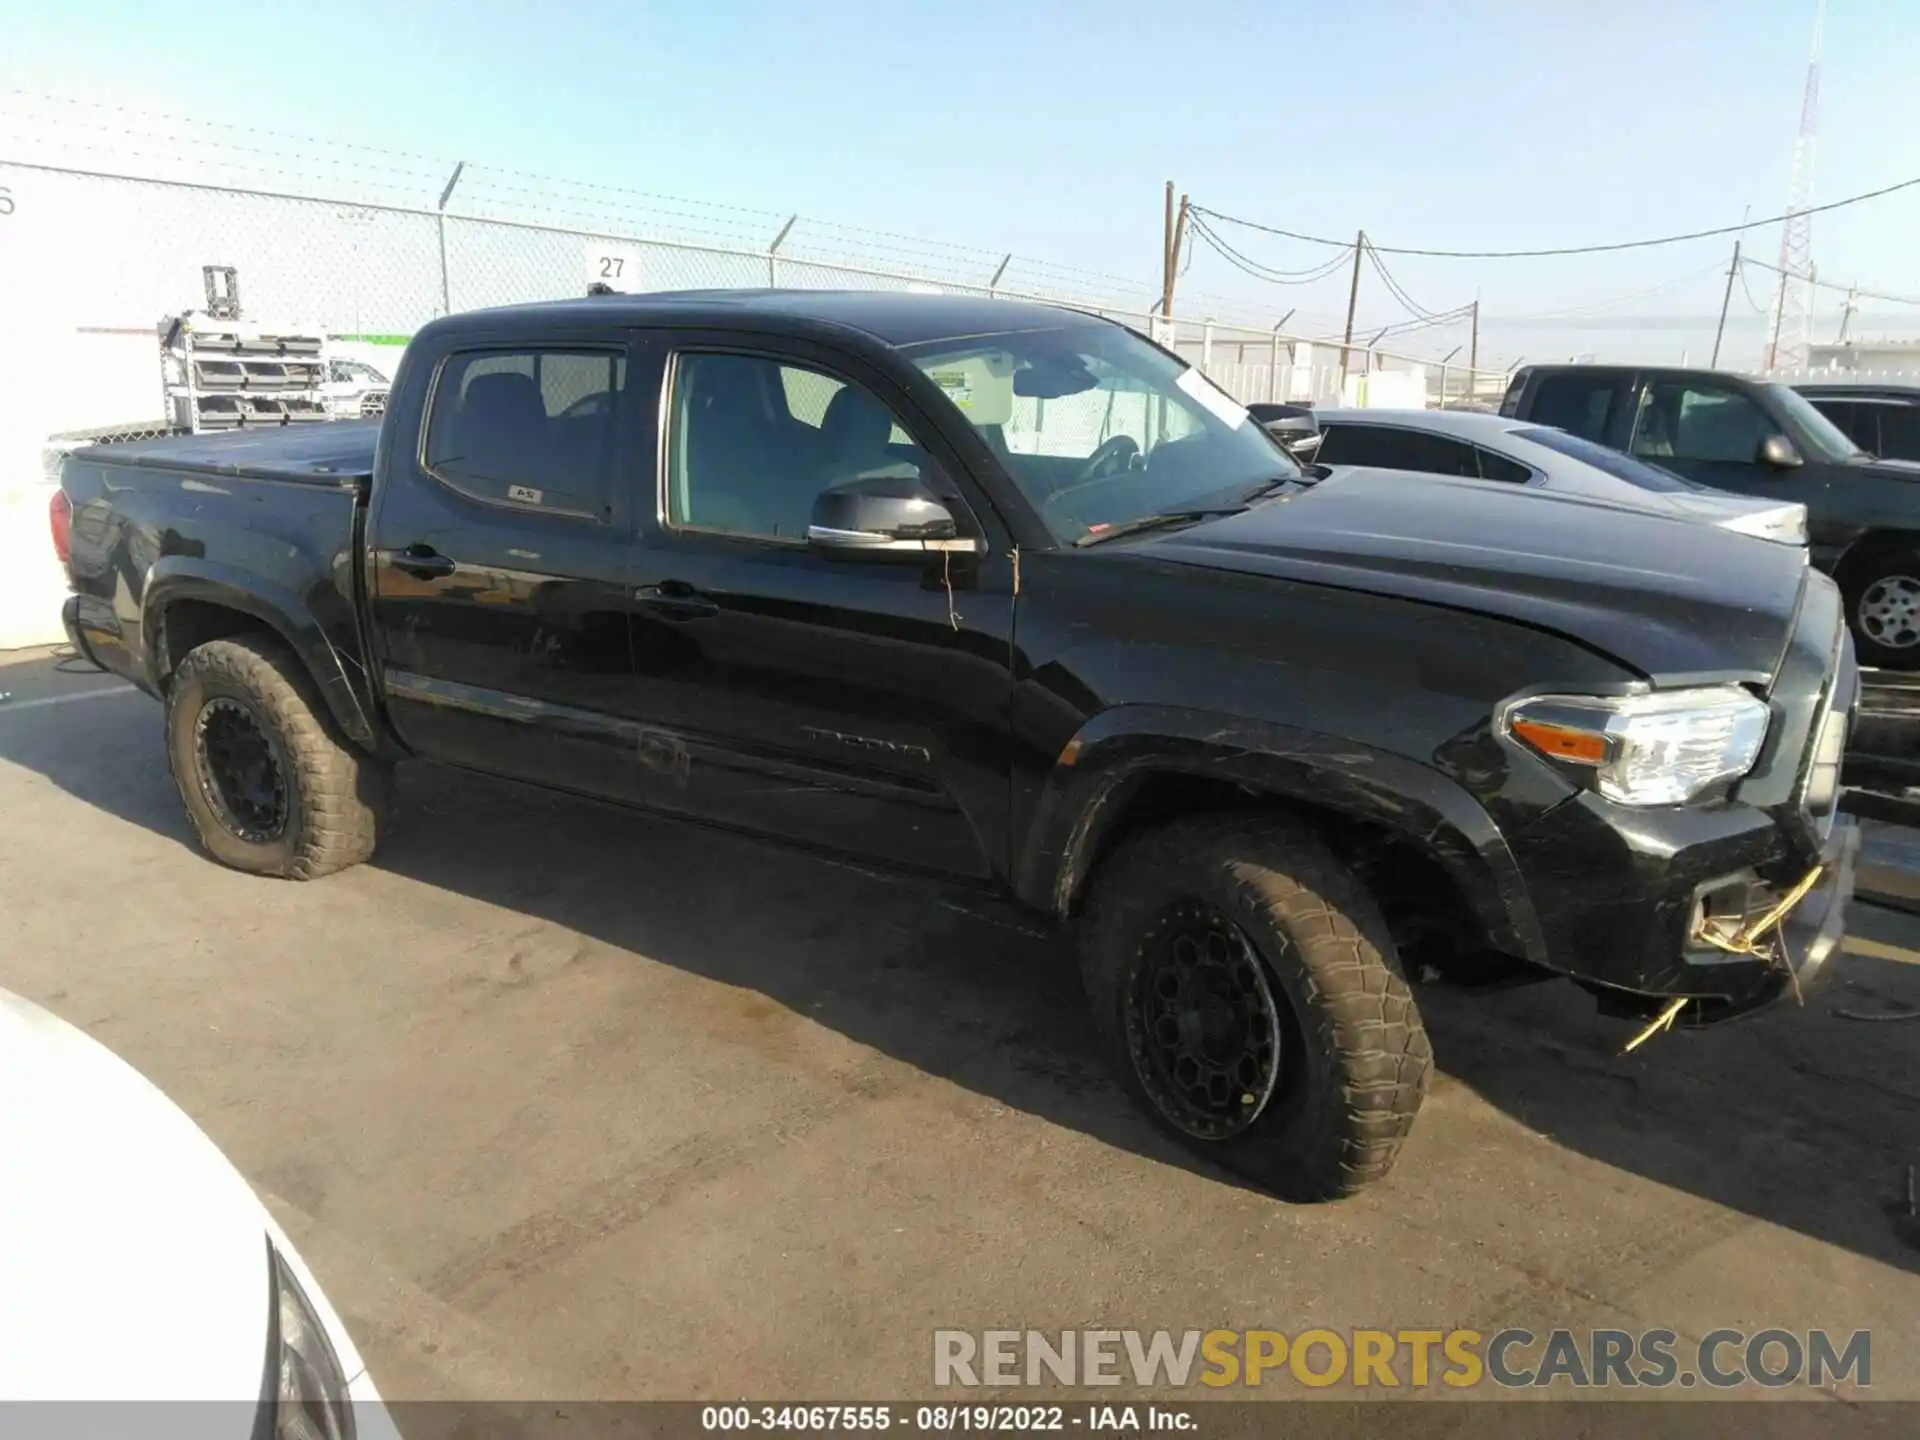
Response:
[1175,366,1250,430]
[928,368,974,408]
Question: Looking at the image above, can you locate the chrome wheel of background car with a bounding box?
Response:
[1126,900,1286,1141]
[193,697,290,844]
[1858,575,1920,652]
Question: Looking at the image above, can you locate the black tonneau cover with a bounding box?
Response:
[78,420,379,488]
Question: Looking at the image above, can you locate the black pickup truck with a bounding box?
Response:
[1502,363,1920,668]
[53,291,1859,1200]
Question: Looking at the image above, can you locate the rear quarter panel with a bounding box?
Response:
[60,451,378,746]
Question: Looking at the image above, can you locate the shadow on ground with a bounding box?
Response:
[3,651,1916,1279]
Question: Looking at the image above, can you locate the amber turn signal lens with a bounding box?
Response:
[1511,717,1609,766]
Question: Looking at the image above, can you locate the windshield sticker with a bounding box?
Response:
[1175,367,1250,430]
[928,368,975,408]
[923,352,1014,425]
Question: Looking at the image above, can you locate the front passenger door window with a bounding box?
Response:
[1632,381,1772,465]
[665,353,929,541]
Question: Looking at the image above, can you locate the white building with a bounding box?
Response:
[1805,338,1920,380]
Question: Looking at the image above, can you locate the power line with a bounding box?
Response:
[1495,260,1728,323]
[1188,214,1353,284]
[1736,261,1774,315]
[1187,213,1356,285]
[1192,173,1920,259]
[1739,252,1920,307]
[1370,306,1475,339]
[1363,240,1462,322]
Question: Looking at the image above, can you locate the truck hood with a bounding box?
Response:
[1144,467,1808,684]
[1856,456,1920,482]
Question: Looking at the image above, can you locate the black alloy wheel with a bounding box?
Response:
[1127,898,1288,1141]
[193,696,291,844]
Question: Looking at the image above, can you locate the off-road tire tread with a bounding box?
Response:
[1080,813,1430,1200]
[165,634,390,879]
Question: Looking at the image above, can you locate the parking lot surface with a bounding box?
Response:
[2,645,1917,1414]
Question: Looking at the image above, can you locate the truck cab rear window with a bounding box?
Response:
[424,349,626,518]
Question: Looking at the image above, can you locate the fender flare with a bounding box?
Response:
[1831,525,1920,581]
[141,560,379,750]
[1013,704,1548,965]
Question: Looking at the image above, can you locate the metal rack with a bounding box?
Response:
[158,267,329,434]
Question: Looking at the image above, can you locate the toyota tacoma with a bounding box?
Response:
[52,291,1859,1200]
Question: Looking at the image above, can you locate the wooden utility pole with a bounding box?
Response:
[1338,230,1366,385]
[1160,182,1175,317]
[1765,264,1790,373]
[1710,238,1741,368]
[1469,297,1480,374]
[1161,192,1190,319]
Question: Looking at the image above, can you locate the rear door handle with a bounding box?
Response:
[634,580,719,620]
[389,544,457,580]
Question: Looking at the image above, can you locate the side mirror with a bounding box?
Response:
[1246,402,1320,459]
[1758,434,1803,469]
[807,471,984,556]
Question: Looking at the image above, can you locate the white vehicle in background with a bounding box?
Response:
[321,357,392,419]
[0,988,400,1437]
[1309,407,1810,549]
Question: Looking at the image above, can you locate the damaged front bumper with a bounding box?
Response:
[1668,815,1859,1025]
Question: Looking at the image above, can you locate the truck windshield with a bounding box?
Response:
[1767,383,1865,461]
[901,324,1299,544]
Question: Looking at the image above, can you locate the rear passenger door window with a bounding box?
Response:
[1527,374,1625,444]
[1808,400,1871,452]
[665,352,931,541]
[424,348,626,520]
[1313,423,1478,477]
[1878,404,1920,461]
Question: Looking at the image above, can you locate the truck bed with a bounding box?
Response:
[77,419,380,489]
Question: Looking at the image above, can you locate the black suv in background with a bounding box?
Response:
[1794,381,1920,464]
[1503,364,1920,667]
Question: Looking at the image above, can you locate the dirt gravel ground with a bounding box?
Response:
[2,645,1917,1430]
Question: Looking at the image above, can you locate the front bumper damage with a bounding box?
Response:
[1614,815,1860,1039]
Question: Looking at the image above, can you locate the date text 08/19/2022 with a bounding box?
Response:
[700,1405,1195,1434]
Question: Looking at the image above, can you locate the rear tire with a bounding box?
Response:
[164,634,391,879]
[1842,546,1920,670]
[1079,814,1430,1201]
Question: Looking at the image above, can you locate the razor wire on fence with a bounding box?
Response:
[0,155,1513,433]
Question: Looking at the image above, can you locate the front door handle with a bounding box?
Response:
[389,544,457,580]
[634,580,719,620]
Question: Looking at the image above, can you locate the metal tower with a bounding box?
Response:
[1765,0,1826,374]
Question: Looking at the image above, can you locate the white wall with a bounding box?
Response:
[0,201,83,650]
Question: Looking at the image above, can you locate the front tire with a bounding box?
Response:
[1079,814,1430,1201]
[1843,546,1920,669]
[164,634,391,879]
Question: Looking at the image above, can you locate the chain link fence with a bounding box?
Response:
[2,158,1509,431]
[2,152,1511,648]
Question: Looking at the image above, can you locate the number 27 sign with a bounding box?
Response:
[583,241,641,293]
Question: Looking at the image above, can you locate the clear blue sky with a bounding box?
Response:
[7,0,1920,364]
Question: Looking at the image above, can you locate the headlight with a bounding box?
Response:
[271,1243,355,1440]
[1502,686,1770,806]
